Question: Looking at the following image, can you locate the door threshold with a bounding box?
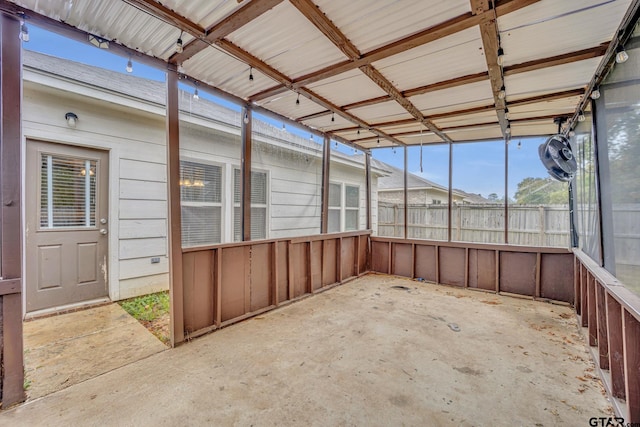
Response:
[25,297,112,321]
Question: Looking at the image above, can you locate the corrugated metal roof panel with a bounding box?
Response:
[183,47,277,100]
[397,133,443,145]
[378,122,428,134]
[226,2,348,79]
[410,80,494,113]
[373,27,486,91]
[18,0,188,60]
[257,92,328,122]
[348,101,412,124]
[313,0,471,53]
[162,0,244,29]
[334,129,378,140]
[509,97,581,119]
[505,58,601,99]
[433,110,499,129]
[445,125,503,142]
[511,121,558,137]
[307,69,389,107]
[498,0,631,66]
[302,113,354,132]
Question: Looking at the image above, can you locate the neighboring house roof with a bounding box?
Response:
[454,190,493,204]
[376,162,466,197]
[23,50,385,174]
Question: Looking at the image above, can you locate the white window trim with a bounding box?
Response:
[232,165,270,241]
[344,183,360,231]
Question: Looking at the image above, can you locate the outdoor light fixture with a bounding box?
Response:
[193,88,199,100]
[310,134,314,141]
[175,34,183,54]
[65,112,78,128]
[126,57,133,73]
[578,111,586,122]
[20,21,29,42]
[615,45,629,64]
[331,113,335,122]
[88,34,109,49]
[504,107,510,119]
[249,67,254,82]
[517,141,522,150]
[282,123,286,130]
[377,138,380,145]
[498,85,506,100]
[569,130,576,137]
[590,88,601,99]
[505,124,511,135]
[296,93,300,106]
[497,47,504,66]
[243,112,249,124]
[357,129,361,135]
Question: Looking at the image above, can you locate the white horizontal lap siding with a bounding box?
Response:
[255,148,323,237]
[23,81,170,300]
[330,160,367,232]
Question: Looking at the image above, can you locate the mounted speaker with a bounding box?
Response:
[538,134,577,182]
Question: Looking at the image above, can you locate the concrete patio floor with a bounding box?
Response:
[23,303,168,400]
[5,275,611,426]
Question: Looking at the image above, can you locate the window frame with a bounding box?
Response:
[233,166,270,241]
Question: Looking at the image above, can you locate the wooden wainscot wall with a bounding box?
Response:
[370,237,574,303]
[180,231,369,339]
[574,249,640,422]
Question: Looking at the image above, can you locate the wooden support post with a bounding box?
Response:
[321,135,330,233]
[365,152,372,231]
[241,106,252,241]
[448,141,453,242]
[0,14,24,407]
[166,66,184,346]
[403,146,408,239]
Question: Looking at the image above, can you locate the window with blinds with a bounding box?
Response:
[345,185,359,231]
[180,161,222,248]
[40,154,96,228]
[233,168,268,241]
[328,183,341,233]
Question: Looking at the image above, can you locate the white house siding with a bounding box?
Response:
[23,62,379,303]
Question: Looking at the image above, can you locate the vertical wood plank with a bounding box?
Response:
[337,237,343,282]
[435,245,440,284]
[365,153,372,231]
[387,241,392,275]
[306,241,313,293]
[411,243,416,279]
[595,282,609,370]
[587,275,597,347]
[403,146,408,239]
[215,249,222,326]
[244,245,251,313]
[272,242,279,306]
[2,294,23,405]
[464,247,469,288]
[581,266,588,328]
[622,309,640,422]
[575,258,581,315]
[354,235,360,276]
[535,252,541,298]
[288,240,294,301]
[495,250,500,292]
[606,293,625,400]
[166,67,184,346]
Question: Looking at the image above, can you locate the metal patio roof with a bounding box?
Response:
[2,0,638,150]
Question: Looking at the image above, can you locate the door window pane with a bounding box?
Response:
[40,154,96,228]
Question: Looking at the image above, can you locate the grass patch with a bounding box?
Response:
[119,291,170,345]
[119,291,169,322]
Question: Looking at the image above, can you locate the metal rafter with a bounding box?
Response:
[249,0,541,102]
[170,0,285,64]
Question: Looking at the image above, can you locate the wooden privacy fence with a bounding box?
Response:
[378,202,570,247]
[574,250,640,422]
[370,237,575,303]
[180,230,369,339]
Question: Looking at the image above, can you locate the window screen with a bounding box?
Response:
[328,183,341,232]
[233,168,268,240]
[345,185,359,231]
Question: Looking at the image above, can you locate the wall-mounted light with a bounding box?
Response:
[615,44,629,64]
[65,112,78,128]
[88,34,109,49]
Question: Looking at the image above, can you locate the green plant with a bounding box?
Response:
[119,291,169,322]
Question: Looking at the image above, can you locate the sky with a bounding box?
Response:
[24,25,549,199]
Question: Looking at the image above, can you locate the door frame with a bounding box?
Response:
[22,136,118,317]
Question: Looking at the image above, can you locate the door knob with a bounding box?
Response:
[100,229,108,235]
